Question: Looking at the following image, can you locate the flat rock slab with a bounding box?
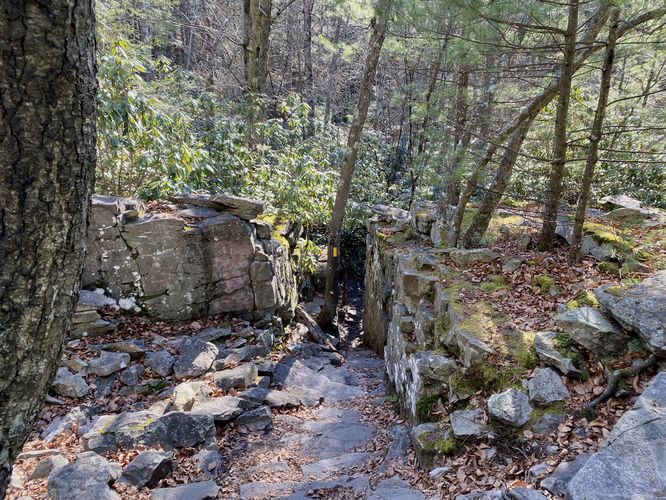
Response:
[533,331,582,378]
[47,452,120,500]
[566,372,666,499]
[366,477,425,500]
[239,480,296,499]
[285,476,370,499]
[190,396,246,422]
[151,480,219,500]
[594,271,666,355]
[88,351,131,377]
[274,359,364,403]
[301,452,371,479]
[174,338,218,379]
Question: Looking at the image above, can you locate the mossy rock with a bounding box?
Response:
[566,290,600,310]
[480,275,507,293]
[598,261,621,276]
[533,275,555,294]
[416,395,441,422]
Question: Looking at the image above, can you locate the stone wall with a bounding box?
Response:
[82,194,298,322]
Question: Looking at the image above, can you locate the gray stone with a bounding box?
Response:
[504,487,547,500]
[17,449,62,460]
[193,449,223,478]
[94,375,116,398]
[173,338,218,379]
[594,272,666,355]
[145,350,175,377]
[42,404,101,442]
[367,477,425,500]
[451,408,487,438]
[47,452,120,500]
[213,363,258,390]
[276,359,363,403]
[176,205,220,218]
[527,368,569,405]
[301,411,373,460]
[554,307,625,355]
[384,424,411,462]
[566,372,666,499]
[502,257,525,273]
[151,480,219,500]
[171,381,212,412]
[533,331,582,378]
[301,452,370,479]
[190,396,245,422]
[455,492,503,500]
[599,194,642,211]
[88,351,131,377]
[449,248,497,267]
[145,412,216,449]
[196,326,232,342]
[288,476,369,499]
[78,290,117,309]
[52,368,89,398]
[540,454,591,496]
[95,340,146,357]
[411,423,453,469]
[236,406,272,431]
[30,454,68,480]
[409,351,457,382]
[429,466,451,479]
[120,451,172,488]
[531,413,565,435]
[239,480,295,499]
[487,388,533,427]
[119,364,144,386]
[239,387,301,409]
[525,462,549,483]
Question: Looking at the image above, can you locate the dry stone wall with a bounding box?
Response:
[82,194,298,322]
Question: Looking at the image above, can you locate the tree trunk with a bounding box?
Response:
[243,0,273,95]
[568,8,620,263]
[539,0,580,250]
[462,119,533,248]
[302,0,315,133]
[0,1,97,495]
[318,0,392,327]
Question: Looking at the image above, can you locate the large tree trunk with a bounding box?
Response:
[243,0,273,95]
[318,0,392,327]
[0,0,97,496]
[539,0,580,250]
[568,8,620,263]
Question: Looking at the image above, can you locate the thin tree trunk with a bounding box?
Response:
[462,119,533,248]
[0,1,97,495]
[442,59,469,207]
[324,16,347,126]
[539,0,580,250]
[568,8,620,263]
[302,0,315,133]
[319,0,392,327]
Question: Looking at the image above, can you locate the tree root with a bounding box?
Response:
[583,354,656,418]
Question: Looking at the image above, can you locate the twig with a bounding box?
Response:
[583,354,657,418]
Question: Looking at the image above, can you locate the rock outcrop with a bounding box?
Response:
[82,194,297,321]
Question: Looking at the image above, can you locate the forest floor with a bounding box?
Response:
[7,210,665,499]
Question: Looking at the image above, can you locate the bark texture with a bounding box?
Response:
[0,1,97,495]
[539,0,580,250]
[319,0,392,326]
[568,8,620,263]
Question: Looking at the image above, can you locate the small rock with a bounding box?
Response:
[533,331,582,378]
[449,248,497,267]
[527,368,569,405]
[487,388,533,427]
[151,480,219,500]
[531,413,565,435]
[239,387,300,409]
[526,462,549,483]
[236,406,272,432]
[195,326,232,343]
[119,365,144,386]
[52,368,89,398]
[541,454,591,496]
[450,408,487,438]
[146,412,216,448]
[502,257,525,273]
[554,307,625,355]
[30,454,68,480]
[145,350,175,377]
[213,363,258,390]
[429,466,451,479]
[87,351,130,377]
[173,338,218,379]
[505,487,548,500]
[120,451,172,488]
[47,452,120,500]
[192,449,224,478]
[65,357,88,375]
[384,424,411,462]
[94,375,116,398]
[42,404,101,442]
[412,423,454,469]
[190,396,246,422]
[171,381,212,412]
[95,340,146,358]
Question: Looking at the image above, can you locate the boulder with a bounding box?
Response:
[594,272,666,356]
[554,307,625,355]
[599,194,642,211]
[171,381,212,412]
[52,368,89,398]
[87,351,131,377]
[145,412,216,449]
[239,387,301,409]
[531,413,565,435]
[173,338,218,379]
[533,331,582,378]
[487,388,533,427]
[151,480,219,500]
[566,372,666,499]
[409,352,458,383]
[145,350,175,377]
[119,365,144,386]
[449,248,497,267]
[47,452,120,500]
[120,451,172,488]
[527,368,568,405]
[450,408,487,438]
[411,423,454,469]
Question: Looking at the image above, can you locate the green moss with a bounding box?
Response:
[449,363,523,396]
[533,275,555,294]
[583,222,633,254]
[567,290,599,310]
[416,395,441,422]
[433,438,457,455]
[598,261,621,275]
[516,332,537,370]
[529,401,566,425]
[553,333,574,352]
[480,275,507,293]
